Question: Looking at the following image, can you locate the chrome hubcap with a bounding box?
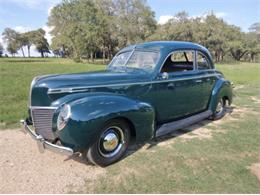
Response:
[99,126,125,158]
[216,100,224,114]
[103,132,119,151]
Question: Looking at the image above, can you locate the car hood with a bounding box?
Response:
[30,70,151,106]
[34,70,150,90]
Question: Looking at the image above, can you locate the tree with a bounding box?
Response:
[2,28,18,43]
[48,0,156,62]
[198,15,229,62]
[47,1,258,63]
[22,31,34,57]
[113,0,157,47]
[0,43,3,57]
[249,22,260,34]
[244,32,260,62]
[246,23,260,61]
[149,11,259,62]
[94,0,119,60]
[148,11,194,41]
[51,37,72,58]
[17,34,28,57]
[2,28,20,56]
[52,49,62,57]
[48,0,105,61]
[2,28,26,57]
[6,42,18,57]
[31,29,50,58]
[2,27,51,58]
[225,26,248,61]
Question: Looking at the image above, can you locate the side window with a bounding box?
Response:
[197,52,211,70]
[161,51,194,73]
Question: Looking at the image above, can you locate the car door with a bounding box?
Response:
[194,51,217,110]
[145,50,213,123]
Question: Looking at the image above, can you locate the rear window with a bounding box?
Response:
[197,52,211,70]
[161,50,195,73]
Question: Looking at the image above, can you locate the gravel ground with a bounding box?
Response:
[0,129,105,193]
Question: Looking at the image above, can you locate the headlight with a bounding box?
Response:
[57,104,71,131]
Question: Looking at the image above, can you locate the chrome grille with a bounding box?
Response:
[31,107,57,140]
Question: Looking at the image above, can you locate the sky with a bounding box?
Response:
[0,0,259,56]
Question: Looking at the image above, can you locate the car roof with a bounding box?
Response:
[120,41,211,56]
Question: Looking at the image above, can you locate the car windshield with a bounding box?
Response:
[108,50,160,72]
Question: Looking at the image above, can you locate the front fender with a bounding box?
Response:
[208,78,233,112]
[53,93,155,151]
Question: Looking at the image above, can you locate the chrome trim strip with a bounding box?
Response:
[30,106,58,110]
[156,110,213,137]
[194,50,198,70]
[20,119,73,156]
[47,73,221,94]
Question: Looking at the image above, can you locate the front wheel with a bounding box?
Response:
[86,119,130,167]
[211,98,227,120]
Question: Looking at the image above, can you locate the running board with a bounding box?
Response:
[155,110,212,137]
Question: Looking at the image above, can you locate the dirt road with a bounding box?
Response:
[1,106,259,193]
[0,130,105,193]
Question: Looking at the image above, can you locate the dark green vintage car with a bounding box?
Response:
[21,41,233,166]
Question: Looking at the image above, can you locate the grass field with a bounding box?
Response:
[0,58,105,129]
[0,58,259,193]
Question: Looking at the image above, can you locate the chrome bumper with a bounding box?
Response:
[20,119,74,156]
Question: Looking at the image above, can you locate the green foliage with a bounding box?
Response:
[48,0,157,61]
[2,28,50,58]
[31,29,50,57]
[2,28,20,56]
[149,13,260,62]
[249,22,260,34]
[113,0,157,46]
[0,43,3,57]
[48,0,104,60]
[244,32,260,62]
[1,1,260,62]
[6,42,19,56]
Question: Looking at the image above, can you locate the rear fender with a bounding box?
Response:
[208,78,233,112]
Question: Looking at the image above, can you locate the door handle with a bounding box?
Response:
[195,79,202,83]
[167,83,175,90]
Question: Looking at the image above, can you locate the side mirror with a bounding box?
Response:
[158,72,169,80]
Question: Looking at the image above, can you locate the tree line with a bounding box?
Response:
[1,0,259,62]
[1,28,50,57]
[148,12,260,62]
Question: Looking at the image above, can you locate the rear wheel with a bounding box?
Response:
[86,119,130,167]
[211,98,227,120]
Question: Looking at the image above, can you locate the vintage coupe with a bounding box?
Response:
[21,41,233,166]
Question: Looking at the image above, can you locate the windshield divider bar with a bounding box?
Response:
[123,49,135,66]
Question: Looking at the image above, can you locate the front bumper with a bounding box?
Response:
[20,119,74,156]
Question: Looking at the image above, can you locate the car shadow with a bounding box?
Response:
[125,106,234,157]
[64,152,96,166]
[66,107,234,166]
